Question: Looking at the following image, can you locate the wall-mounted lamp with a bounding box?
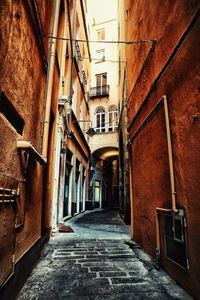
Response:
[86,127,96,137]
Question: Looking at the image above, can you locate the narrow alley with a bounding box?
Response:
[1,0,200,299]
[17,209,191,300]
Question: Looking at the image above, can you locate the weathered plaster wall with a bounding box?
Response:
[126,0,200,117]
[130,107,171,255]
[0,0,53,285]
[126,0,200,297]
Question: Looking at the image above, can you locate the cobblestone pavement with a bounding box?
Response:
[17,209,192,300]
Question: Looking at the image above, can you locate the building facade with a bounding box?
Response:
[48,0,91,232]
[123,0,200,298]
[0,1,53,298]
[87,0,119,209]
[117,0,131,224]
[0,0,91,298]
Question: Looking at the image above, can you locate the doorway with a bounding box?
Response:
[94,180,101,208]
[63,164,72,218]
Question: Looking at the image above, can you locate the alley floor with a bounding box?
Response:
[17,209,192,300]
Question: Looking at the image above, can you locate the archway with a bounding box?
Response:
[90,147,119,208]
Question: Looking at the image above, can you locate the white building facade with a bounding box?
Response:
[87,0,119,208]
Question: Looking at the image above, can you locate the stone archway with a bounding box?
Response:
[90,147,119,208]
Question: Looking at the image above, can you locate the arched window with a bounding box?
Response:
[108,106,118,132]
[95,108,105,133]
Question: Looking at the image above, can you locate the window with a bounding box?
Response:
[75,159,80,203]
[108,106,118,132]
[96,73,107,86]
[94,180,101,207]
[97,28,105,41]
[81,166,86,211]
[94,107,118,134]
[96,73,107,95]
[96,49,105,63]
[63,149,73,217]
[0,92,24,134]
[165,214,189,269]
[95,108,105,133]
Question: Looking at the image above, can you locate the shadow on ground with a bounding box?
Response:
[74,208,124,225]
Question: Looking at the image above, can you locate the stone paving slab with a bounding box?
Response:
[16,209,192,300]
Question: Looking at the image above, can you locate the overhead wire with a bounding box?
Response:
[68,54,126,63]
[44,34,156,45]
[71,116,120,135]
[43,24,155,135]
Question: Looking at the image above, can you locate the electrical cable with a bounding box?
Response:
[70,55,126,63]
[71,117,119,135]
[44,34,156,45]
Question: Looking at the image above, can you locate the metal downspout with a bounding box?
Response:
[163,95,178,213]
[155,95,178,268]
[128,95,178,267]
[42,0,61,160]
[66,0,77,133]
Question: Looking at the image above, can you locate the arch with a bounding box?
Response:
[95,106,105,114]
[92,146,119,161]
[108,105,117,111]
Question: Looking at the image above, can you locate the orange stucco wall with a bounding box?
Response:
[0,0,53,284]
[126,0,200,298]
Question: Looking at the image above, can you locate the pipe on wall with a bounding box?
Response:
[163,96,178,213]
[128,95,178,213]
[65,0,77,132]
[128,147,134,239]
[128,95,178,265]
[42,0,61,160]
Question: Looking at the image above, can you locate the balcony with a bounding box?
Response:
[89,85,110,99]
[74,40,82,63]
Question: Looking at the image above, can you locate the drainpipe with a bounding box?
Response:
[42,0,60,160]
[155,96,178,268]
[128,95,178,268]
[163,95,177,213]
[65,0,77,131]
[128,146,134,239]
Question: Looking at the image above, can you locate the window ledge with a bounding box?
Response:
[17,140,46,165]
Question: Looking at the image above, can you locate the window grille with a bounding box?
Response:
[0,187,17,203]
[165,213,189,269]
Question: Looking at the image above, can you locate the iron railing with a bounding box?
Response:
[89,85,110,98]
[74,40,82,62]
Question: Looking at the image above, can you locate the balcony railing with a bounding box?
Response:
[74,40,82,62]
[89,85,110,98]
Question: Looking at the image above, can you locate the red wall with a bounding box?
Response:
[126,0,200,298]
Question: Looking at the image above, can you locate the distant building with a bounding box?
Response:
[121,0,200,298]
[87,0,119,209]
